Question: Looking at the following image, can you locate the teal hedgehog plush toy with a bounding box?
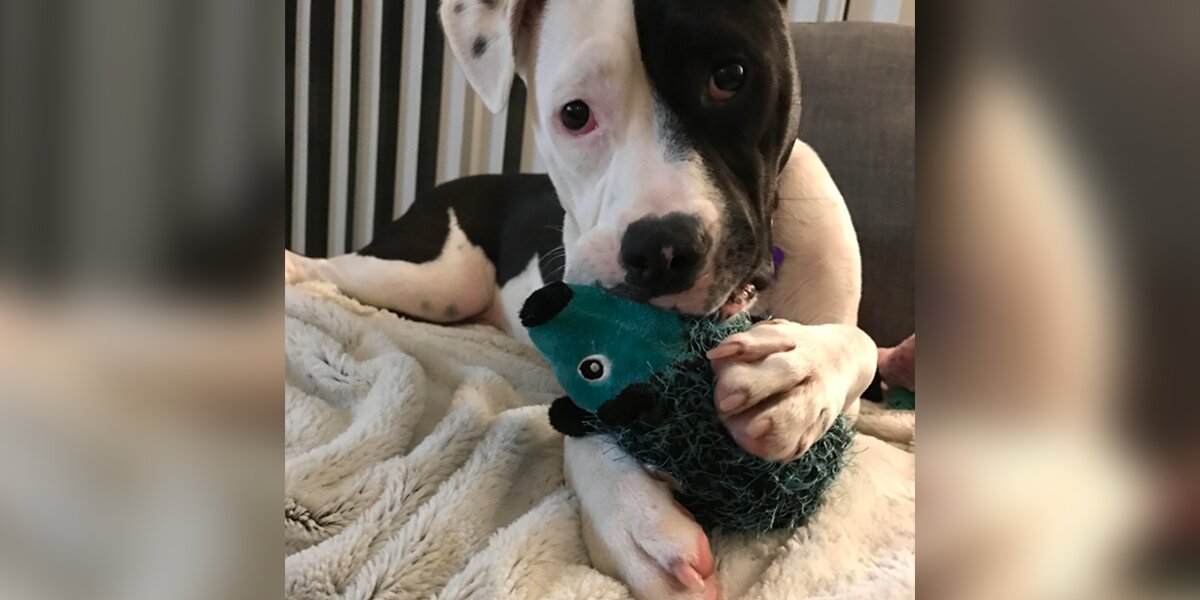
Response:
[520,282,854,534]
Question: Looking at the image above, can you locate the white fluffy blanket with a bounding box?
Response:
[285,282,914,599]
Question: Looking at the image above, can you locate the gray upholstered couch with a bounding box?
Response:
[791,22,914,350]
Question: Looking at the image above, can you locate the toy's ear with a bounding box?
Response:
[548,396,592,437]
[520,282,572,328]
[439,0,544,113]
[597,383,659,427]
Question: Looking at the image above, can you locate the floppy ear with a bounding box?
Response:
[439,0,541,113]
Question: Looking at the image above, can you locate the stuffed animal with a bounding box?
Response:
[520,282,854,534]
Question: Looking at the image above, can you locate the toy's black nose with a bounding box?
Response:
[519,282,573,327]
[619,213,709,298]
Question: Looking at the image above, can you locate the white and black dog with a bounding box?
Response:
[286,0,877,597]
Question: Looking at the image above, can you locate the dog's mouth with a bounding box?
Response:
[603,258,773,320]
[712,254,776,320]
[716,279,760,322]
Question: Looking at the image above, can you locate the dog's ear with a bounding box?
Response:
[439,0,542,114]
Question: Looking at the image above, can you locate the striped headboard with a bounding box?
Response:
[286,0,909,258]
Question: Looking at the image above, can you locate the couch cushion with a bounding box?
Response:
[791,22,915,347]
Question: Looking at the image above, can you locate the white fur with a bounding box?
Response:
[285,211,495,323]
[498,256,548,345]
[761,142,865,326]
[438,0,522,112]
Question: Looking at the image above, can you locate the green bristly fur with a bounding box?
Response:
[584,314,855,534]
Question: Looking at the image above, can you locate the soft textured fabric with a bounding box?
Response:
[285,282,914,599]
[792,22,915,349]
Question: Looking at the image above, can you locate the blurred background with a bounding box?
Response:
[1,1,282,599]
[1,0,1197,599]
[919,1,1199,597]
[285,0,916,258]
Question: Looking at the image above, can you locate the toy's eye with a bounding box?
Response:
[577,355,611,382]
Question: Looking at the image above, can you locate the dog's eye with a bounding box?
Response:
[708,62,745,101]
[560,100,595,133]
[577,354,611,382]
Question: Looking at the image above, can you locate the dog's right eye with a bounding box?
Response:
[708,61,745,102]
[560,100,595,133]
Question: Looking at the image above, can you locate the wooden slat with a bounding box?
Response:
[502,80,527,173]
[789,0,821,22]
[846,0,904,23]
[519,101,541,173]
[394,0,426,216]
[821,0,849,21]
[327,0,354,256]
[290,0,311,251]
[486,97,507,173]
[789,0,848,22]
[352,0,383,250]
[467,96,490,175]
[438,39,474,183]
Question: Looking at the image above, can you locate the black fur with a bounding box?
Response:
[632,0,799,305]
[359,174,565,287]
[357,201,450,264]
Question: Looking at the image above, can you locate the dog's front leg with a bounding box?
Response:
[565,435,719,600]
[708,320,877,461]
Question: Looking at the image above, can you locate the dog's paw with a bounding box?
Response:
[566,435,722,599]
[581,486,719,600]
[708,320,852,462]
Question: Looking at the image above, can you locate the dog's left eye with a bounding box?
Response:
[708,62,745,101]
[560,100,597,134]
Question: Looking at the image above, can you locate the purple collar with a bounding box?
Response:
[772,246,785,281]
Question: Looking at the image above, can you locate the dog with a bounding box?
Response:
[285,0,877,597]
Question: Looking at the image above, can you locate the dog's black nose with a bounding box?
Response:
[619,213,709,297]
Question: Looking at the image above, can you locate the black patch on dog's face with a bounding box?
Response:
[632,0,799,303]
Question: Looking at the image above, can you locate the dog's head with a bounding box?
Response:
[442,0,800,316]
